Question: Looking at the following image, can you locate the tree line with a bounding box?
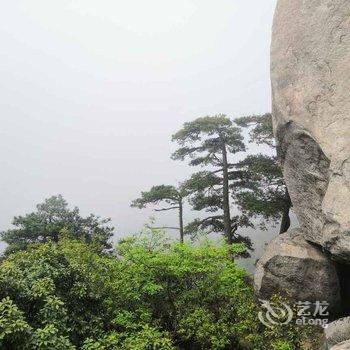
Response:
[0,113,291,258]
[0,114,318,350]
[131,113,292,249]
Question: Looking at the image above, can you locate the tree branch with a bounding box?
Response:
[209,168,224,174]
[148,226,180,230]
[154,206,180,212]
[200,215,223,222]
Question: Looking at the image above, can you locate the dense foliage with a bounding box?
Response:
[1,195,114,255]
[0,229,317,350]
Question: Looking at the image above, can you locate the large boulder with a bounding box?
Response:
[326,317,350,348]
[254,229,341,313]
[271,0,350,260]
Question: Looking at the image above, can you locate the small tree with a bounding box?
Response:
[1,195,114,255]
[172,115,250,245]
[131,185,185,243]
[234,114,292,234]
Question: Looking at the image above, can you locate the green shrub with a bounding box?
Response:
[0,229,317,349]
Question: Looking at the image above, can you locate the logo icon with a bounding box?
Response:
[258,299,293,328]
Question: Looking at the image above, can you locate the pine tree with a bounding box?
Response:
[131,185,185,242]
[234,114,292,234]
[172,115,251,245]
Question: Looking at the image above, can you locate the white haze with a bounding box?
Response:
[0,0,283,271]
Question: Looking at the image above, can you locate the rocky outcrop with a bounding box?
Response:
[326,317,350,348]
[271,0,350,261]
[254,229,341,313]
[254,0,350,329]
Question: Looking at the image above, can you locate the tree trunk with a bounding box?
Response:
[179,199,184,243]
[279,189,292,234]
[52,231,59,243]
[221,144,232,244]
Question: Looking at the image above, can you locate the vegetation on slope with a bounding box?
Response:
[0,228,317,350]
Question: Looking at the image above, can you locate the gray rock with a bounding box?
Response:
[330,340,350,350]
[326,317,350,348]
[271,0,350,261]
[254,229,341,313]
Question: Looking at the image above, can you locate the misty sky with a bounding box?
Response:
[0,0,280,267]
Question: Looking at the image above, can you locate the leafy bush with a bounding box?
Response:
[1,195,114,256]
[0,229,316,349]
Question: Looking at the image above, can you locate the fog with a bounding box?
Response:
[0,0,280,269]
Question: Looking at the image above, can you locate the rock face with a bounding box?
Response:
[254,229,341,313]
[326,317,350,348]
[271,0,350,260]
